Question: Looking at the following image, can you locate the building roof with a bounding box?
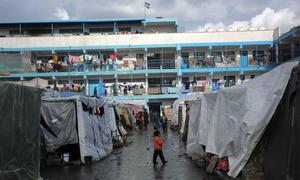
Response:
[275,25,300,44]
[0,17,178,25]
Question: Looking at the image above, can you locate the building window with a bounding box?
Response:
[211,51,222,64]
[193,76,206,81]
[224,75,236,87]
[89,28,113,33]
[9,30,23,35]
[224,51,235,63]
[240,75,245,81]
[59,29,82,34]
[118,27,131,32]
[252,50,265,66]
[194,52,205,67]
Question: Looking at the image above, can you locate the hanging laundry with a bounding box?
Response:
[79,55,84,63]
[68,55,75,63]
[53,55,58,63]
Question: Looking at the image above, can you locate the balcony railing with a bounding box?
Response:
[0,56,277,74]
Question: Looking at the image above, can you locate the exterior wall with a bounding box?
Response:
[0,30,274,50]
[146,25,177,33]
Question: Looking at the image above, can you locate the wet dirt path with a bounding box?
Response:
[41,126,207,180]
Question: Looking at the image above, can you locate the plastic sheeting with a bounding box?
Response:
[186,93,217,158]
[186,61,298,177]
[41,96,118,163]
[9,78,49,88]
[171,92,204,132]
[41,101,78,152]
[0,82,41,180]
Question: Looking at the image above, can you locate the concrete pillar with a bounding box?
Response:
[52,76,56,90]
[275,44,279,64]
[144,48,148,69]
[176,50,181,69]
[20,77,24,86]
[114,48,117,70]
[291,43,295,59]
[113,22,117,33]
[85,80,89,96]
[177,70,182,90]
[145,73,149,94]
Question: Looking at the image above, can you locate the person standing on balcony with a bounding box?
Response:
[123,82,128,95]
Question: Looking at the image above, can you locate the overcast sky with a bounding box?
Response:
[0,0,299,33]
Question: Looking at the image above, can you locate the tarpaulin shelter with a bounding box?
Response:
[117,105,135,128]
[185,61,299,178]
[41,96,120,163]
[0,82,41,180]
[171,92,204,133]
[263,63,300,180]
[9,78,49,88]
[117,99,146,128]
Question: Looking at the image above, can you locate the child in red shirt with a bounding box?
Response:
[153,130,168,165]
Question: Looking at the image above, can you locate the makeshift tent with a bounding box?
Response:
[186,92,217,159]
[9,78,49,88]
[185,61,299,177]
[0,82,41,180]
[117,105,135,128]
[171,92,204,133]
[41,96,121,163]
[263,64,300,180]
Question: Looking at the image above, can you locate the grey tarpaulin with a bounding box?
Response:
[41,96,117,163]
[185,61,298,177]
[186,93,217,159]
[0,82,41,180]
[171,92,203,133]
[41,101,78,152]
[264,64,300,180]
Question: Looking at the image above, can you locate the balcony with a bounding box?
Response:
[0,57,274,75]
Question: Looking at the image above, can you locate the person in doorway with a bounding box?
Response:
[143,108,149,129]
[152,111,160,130]
[153,130,167,165]
[93,87,98,97]
[161,112,168,131]
[123,82,128,95]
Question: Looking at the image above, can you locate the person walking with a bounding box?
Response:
[153,130,167,165]
[162,112,168,131]
[152,111,160,130]
[143,108,149,129]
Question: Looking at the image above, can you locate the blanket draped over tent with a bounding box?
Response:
[185,61,298,177]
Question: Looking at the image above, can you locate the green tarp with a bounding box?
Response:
[0,82,41,180]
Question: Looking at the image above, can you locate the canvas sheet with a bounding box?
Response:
[0,82,41,180]
[186,92,218,159]
[187,61,298,177]
[42,96,116,163]
[41,100,78,152]
[171,92,204,127]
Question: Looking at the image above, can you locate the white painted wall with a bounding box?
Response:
[0,30,274,49]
